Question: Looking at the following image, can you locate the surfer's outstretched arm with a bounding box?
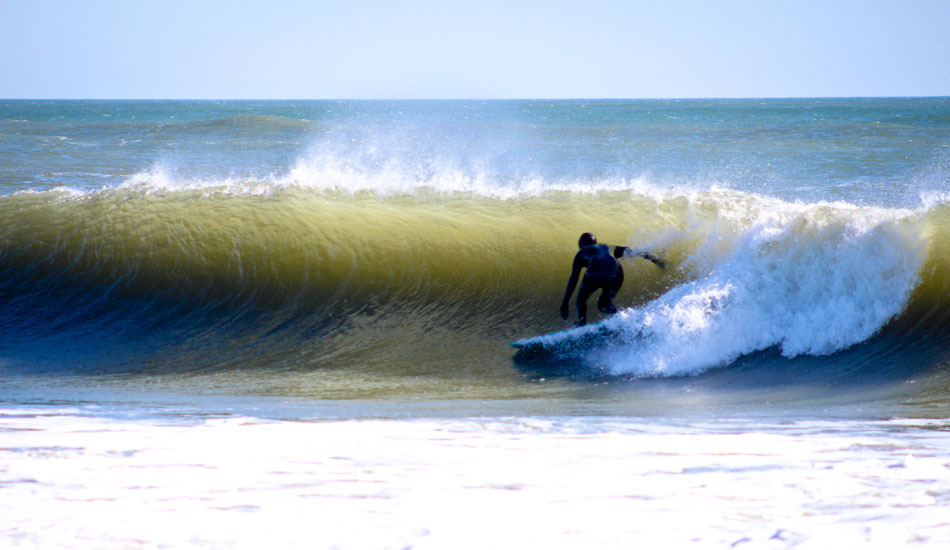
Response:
[560,255,585,320]
[638,252,667,269]
[615,246,666,269]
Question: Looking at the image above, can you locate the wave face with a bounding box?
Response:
[2,175,947,383]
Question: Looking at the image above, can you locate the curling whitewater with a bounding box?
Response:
[2,176,948,391]
[524,195,932,378]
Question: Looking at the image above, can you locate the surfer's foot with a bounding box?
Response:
[575,318,587,327]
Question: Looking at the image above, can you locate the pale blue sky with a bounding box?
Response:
[1,0,947,99]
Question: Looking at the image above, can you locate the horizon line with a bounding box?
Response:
[2,95,949,102]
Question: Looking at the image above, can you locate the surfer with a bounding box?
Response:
[560,232,665,326]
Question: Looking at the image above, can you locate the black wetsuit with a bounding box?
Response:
[560,244,627,326]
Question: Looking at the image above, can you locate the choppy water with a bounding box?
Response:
[2,99,950,548]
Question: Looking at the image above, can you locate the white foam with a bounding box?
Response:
[113,164,281,197]
[75,147,708,202]
[282,152,692,200]
[603,199,927,377]
[919,189,950,210]
[4,410,950,549]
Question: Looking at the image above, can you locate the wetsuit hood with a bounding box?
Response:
[578,232,597,248]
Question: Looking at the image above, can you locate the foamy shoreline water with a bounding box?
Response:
[2,407,949,549]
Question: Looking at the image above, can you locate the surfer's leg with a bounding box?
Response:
[597,267,623,315]
[597,289,617,314]
[613,264,624,292]
[576,278,597,326]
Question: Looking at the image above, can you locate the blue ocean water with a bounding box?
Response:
[2,99,950,548]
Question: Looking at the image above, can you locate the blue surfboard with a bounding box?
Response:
[510,318,620,359]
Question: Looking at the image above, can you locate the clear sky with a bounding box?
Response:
[1,0,948,99]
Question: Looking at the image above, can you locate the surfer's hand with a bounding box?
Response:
[641,252,666,269]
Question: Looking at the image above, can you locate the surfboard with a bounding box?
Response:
[510,318,618,359]
[510,326,577,349]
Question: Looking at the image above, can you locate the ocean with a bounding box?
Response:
[2,98,950,548]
